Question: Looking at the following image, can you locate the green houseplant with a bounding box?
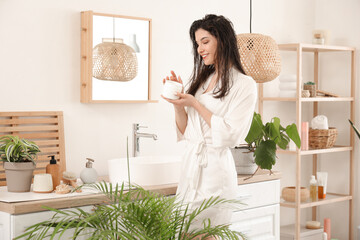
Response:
[236,112,301,175]
[16,182,245,240]
[16,138,245,240]
[0,135,40,192]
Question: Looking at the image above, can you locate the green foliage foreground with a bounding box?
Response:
[16,182,245,240]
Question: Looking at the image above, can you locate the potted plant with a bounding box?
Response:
[16,138,245,240]
[0,135,40,192]
[303,81,316,97]
[232,112,301,176]
[16,182,245,240]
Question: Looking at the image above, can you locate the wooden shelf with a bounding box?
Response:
[300,146,353,155]
[261,97,354,102]
[280,193,352,209]
[301,97,354,102]
[86,100,159,103]
[278,43,355,52]
[262,97,297,102]
[277,145,353,155]
[261,43,356,239]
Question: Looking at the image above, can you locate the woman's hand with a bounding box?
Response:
[164,92,197,108]
[162,70,183,88]
[162,71,197,108]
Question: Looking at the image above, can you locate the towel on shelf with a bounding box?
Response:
[311,115,329,129]
[279,74,296,82]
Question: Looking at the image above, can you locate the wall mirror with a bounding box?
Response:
[81,11,155,103]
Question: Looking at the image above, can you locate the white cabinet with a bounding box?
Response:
[231,179,280,239]
[0,179,280,239]
[0,206,93,240]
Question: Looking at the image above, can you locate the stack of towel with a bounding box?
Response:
[311,115,329,129]
[279,74,297,97]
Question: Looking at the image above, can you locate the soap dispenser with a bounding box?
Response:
[80,158,98,184]
[46,155,61,190]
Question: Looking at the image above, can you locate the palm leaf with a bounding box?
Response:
[15,182,245,240]
[349,119,360,140]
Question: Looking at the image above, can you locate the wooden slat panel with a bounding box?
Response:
[57,113,66,174]
[0,118,58,125]
[37,154,60,161]
[0,125,59,132]
[3,132,59,139]
[38,147,60,153]
[33,140,60,146]
[0,112,61,117]
[33,161,53,169]
[0,111,66,186]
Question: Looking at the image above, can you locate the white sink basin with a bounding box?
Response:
[108,156,182,186]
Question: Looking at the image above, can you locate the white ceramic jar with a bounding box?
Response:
[33,174,53,193]
[162,80,183,100]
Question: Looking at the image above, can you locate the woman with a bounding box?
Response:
[163,14,257,233]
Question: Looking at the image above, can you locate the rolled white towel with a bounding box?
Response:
[279,81,297,90]
[311,115,329,129]
[279,74,297,82]
[279,90,296,98]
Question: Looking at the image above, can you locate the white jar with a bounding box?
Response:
[33,174,53,193]
[162,80,183,100]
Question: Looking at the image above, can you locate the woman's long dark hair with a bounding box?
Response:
[187,14,245,99]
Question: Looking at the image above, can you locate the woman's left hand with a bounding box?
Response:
[162,92,197,108]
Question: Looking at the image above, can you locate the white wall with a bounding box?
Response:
[0,0,358,238]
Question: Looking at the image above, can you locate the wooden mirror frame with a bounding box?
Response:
[81,11,156,103]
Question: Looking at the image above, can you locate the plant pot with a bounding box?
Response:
[303,84,316,97]
[4,162,36,192]
[230,148,257,174]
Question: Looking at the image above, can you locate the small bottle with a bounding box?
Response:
[318,177,324,199]
[309,175,317,201]
[301,122,309,151]
[80,158,98,184]
[46,155,61,190]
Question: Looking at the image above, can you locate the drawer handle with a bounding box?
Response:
[237,194,252,200]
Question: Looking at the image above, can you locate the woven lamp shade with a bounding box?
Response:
[237,33,281,83]
[93,41,138,82]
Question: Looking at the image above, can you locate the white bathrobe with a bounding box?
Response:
[176,67,257,228]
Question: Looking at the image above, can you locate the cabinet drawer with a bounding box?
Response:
[231,204,280,239]
[236,179,280,210]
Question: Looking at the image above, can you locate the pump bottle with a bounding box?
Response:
[80,158,98,184]
[46,155,61,190]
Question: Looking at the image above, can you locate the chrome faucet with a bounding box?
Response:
[133,123,158,157]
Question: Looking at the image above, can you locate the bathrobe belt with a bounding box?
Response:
[186,140,210,202]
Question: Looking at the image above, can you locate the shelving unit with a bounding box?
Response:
[258,43,356,239]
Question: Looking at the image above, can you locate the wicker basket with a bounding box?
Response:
[309,127,337,149]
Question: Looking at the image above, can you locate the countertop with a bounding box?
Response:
[0,170,280,215]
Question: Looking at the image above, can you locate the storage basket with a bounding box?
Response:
[309,127,337,149]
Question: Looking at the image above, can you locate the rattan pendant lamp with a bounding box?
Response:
[237,0,281,83]
[93,18,138,82]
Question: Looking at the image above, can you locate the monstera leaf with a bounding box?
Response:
[254,140,276,170]
[244,112,301,171]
